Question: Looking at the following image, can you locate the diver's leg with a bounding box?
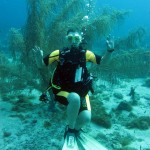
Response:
[67,92,80,129]
[74,110,91,130]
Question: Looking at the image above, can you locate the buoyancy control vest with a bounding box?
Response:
[52,47,93,97]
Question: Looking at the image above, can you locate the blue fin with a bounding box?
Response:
[77,132,108,150]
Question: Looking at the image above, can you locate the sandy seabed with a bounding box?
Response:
[0,78,150,150]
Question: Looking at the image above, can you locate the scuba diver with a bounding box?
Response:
[33,28,114,149]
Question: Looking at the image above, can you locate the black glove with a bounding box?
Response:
[39,93,49,102]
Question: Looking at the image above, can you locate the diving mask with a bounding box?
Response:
[66,33,82,43]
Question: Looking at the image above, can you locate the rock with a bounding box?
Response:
[116,101,132,112]
[143,78,150,87]
[113,92,123,99]
[143,94,150,100]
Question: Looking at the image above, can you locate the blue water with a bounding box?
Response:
[0,0,149,46]
[0,0,26,39]
[97,0,150,37]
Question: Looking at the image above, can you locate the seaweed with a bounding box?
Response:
[25,0,46,52]
[3,131,12,138]
[126,116,150,130]
[11,95,35,113]
[111,131,134,149]
[24,0,129,53]
[91,100,112,128]
[43,120,52,129]
[116,101,132,112]
[91,48,150,84]
[8,28,25,61]
[143,78,150,88]
[115,27,146,50]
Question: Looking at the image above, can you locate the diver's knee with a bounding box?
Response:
[81,110,91,123]
[67,92,80,106]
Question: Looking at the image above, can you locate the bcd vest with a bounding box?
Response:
[52,47,93,97]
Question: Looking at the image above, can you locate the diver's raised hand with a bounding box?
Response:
[106,35,114,52]
[32,46,44,68]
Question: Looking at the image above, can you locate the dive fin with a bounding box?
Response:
[62,134,79,150]
[77,132,108,150]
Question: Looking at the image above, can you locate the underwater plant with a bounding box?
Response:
[11,95,35,113]
[3,131,12,138]
[143,78,150,88]
[82,7,130,48]
[8,28,25,61]
[91,100,112,128]
[43,120,52,129]
[116,101,132,112]
[25,0,46,53]
[115,27,146,50]
[126,116,150,130]
[110,131,134,149]
[113,91,124,99]
[25,0,130,53]
[91,48,150,84]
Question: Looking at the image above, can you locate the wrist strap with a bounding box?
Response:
[107,49,114,53]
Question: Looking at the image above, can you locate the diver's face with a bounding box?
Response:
[66,32,82,48]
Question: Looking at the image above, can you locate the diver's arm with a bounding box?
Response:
[86,35,114,65]
[100,50,113,64]
[32,46,45,68]
[43,50,59,66]
[86,50,102,64]
[32,46,59,68]
[100,35,114,65]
